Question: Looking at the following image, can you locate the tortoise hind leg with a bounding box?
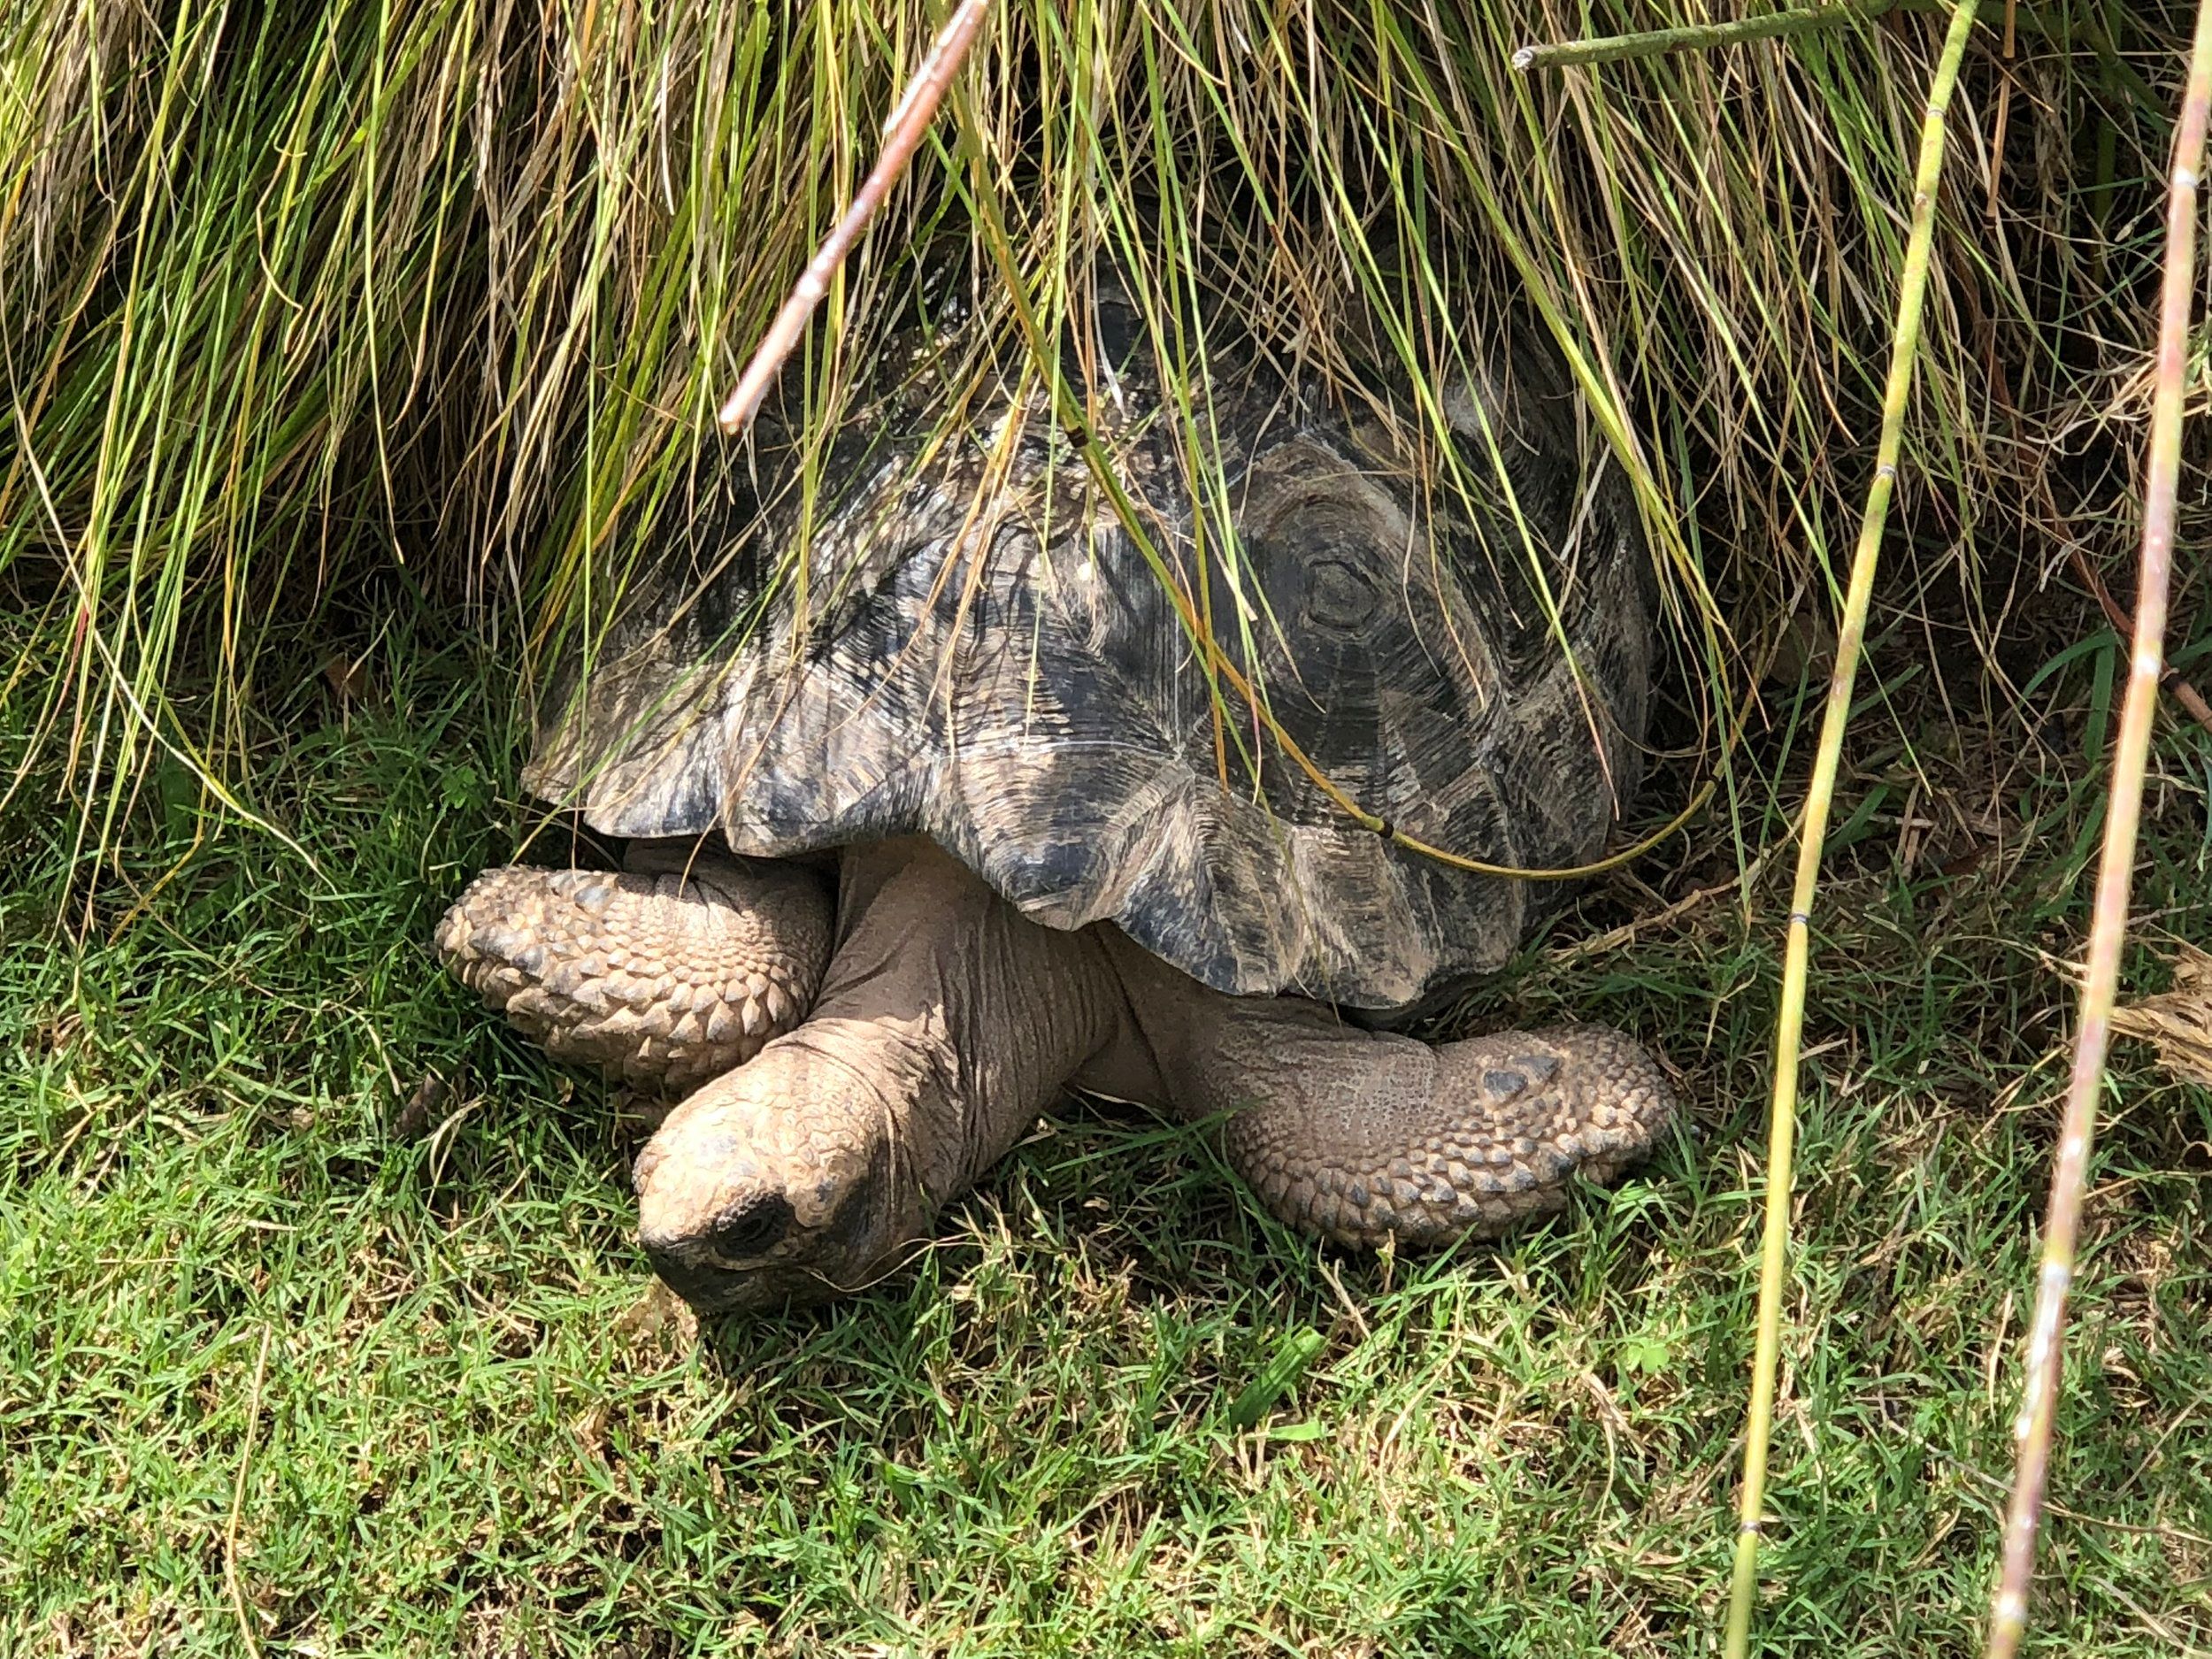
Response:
[1095,939,1675,1247]
[1217,1020,1675,1247]
[436,848,832,1093]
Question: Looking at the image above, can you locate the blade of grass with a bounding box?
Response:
[1983,3,2212,1651]
[2062,523,2212,735]
[1722,4,1978,1655]
[1513,0,1905,73]
[1224,1326,1326,1430]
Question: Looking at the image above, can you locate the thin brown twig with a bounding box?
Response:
[1979,309,2212,738]
[1546,847,1778,964]
[1945,1448,2212,1549]
[716,0,991,435]
[2004,455,2212,739]
[1984,4,2212,1651]
[1985,0,2017,223]
[2063,536,2212,735]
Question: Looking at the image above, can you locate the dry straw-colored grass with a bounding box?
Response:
[0,2,2186,849]
[2115,943,2212,1090]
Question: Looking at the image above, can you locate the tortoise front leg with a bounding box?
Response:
[1099,938,1676,1248]
[435,845,832,1093]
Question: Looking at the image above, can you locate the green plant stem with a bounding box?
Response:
[1722,4,1978,1655]
[1983,4,2212,1653]
[1512,0,1902,72]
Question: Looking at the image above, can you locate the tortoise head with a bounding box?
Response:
[629,1017,944,1315]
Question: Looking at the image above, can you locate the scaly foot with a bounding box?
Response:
[436,849,832,1092]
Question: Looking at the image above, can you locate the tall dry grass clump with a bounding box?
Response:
[1,2,2187,854]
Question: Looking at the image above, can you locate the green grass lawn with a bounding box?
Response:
[3,612,2207,1656]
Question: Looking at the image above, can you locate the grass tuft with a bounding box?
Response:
[4,574,2208,1652]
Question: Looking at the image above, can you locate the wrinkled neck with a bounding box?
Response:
[817,839,1128,1194]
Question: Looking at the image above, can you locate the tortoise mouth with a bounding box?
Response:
[639,1246,856,1316]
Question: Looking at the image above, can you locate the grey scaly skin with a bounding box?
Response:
[439,836,1675,1316]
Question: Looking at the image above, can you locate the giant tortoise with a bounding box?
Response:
[436,278,1675,1314]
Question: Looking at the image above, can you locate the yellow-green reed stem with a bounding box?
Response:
[1513,0,1902,73]
[1723,4,1978,1655]
[1984,3,2212,1652]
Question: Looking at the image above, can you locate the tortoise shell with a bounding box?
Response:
[525,284,1655,1011]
